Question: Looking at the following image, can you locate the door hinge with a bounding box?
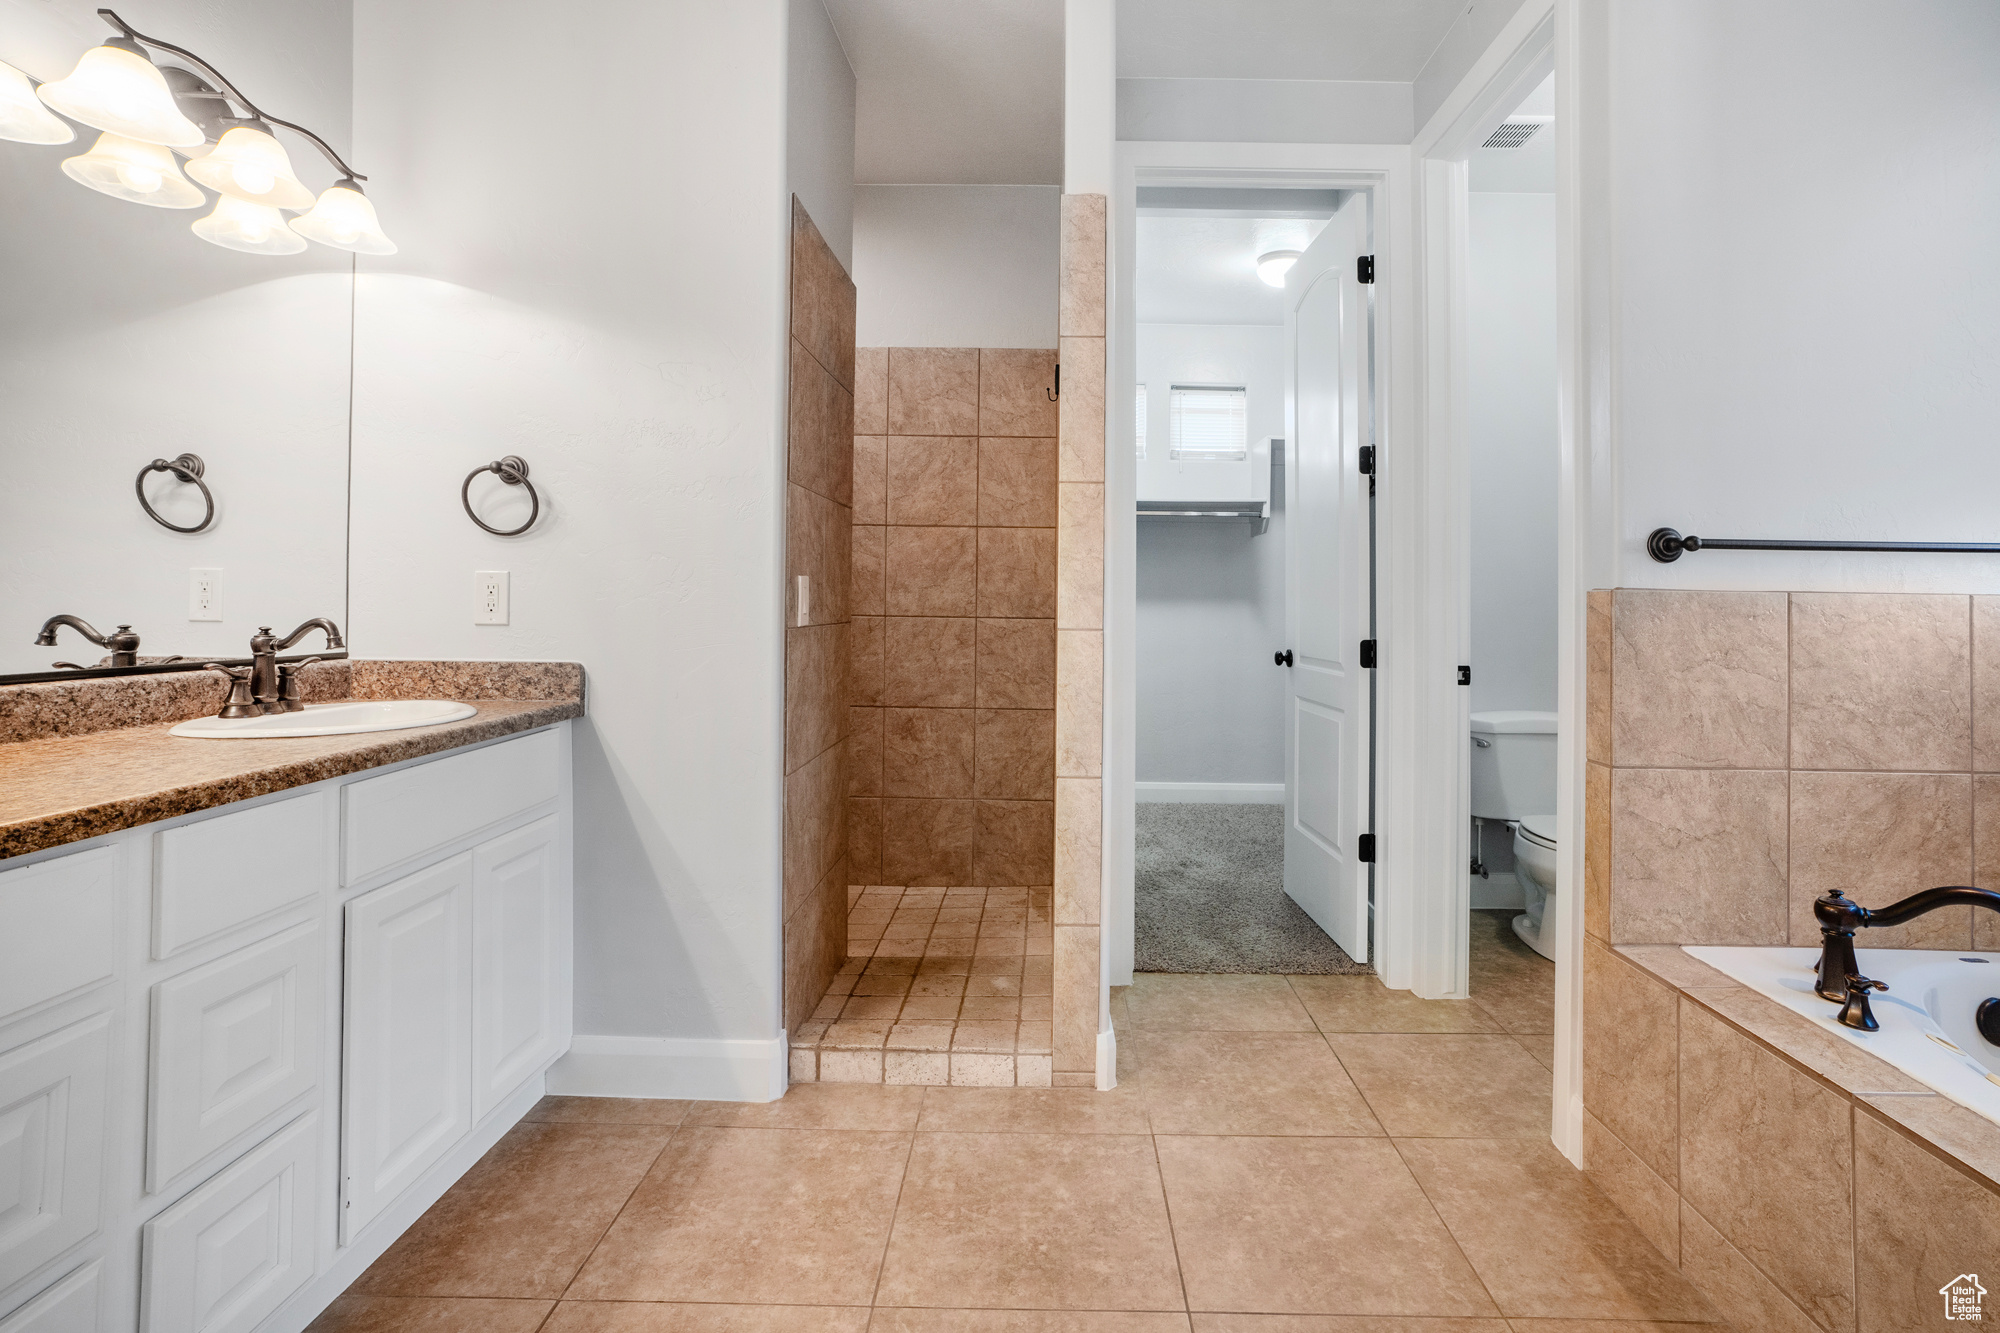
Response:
[1358,445,1374,475]
[1357,255,1375,284]
[1358,833,1376,863]
[1458,664,1472,686]
[1359,639,1377,669]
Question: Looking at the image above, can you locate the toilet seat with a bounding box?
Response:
[1516,814,1557,849]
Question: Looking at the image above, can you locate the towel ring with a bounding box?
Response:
[461,455,540,536]
[136,453,215,533]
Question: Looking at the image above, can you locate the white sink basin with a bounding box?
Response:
[170,700,478,738]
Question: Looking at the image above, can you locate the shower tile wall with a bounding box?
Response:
[782,199,855,1038]
[849,345,1059,889]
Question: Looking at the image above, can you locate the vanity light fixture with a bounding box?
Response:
[35,37,203,146]
[14,9,394,256]
[184,123,312,209]
[62,131,203,207]
[289,179,397,255]
[0,60,73,144]
[1256,250,1302,288]
[193,192,306,255]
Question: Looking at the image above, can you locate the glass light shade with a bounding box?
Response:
[62,132,204,207]
[288,182,396,255]
[36,43,203,147]
[0,60,73,144]
[184,126,313,209]
[1256,250,1302,288]
[192,193,306,255]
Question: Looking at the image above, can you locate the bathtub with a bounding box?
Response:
[1684,945,2000,1125]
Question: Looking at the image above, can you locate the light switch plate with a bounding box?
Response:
[794,575,811,627]
[474,571,508,625]
[189,569,222,621]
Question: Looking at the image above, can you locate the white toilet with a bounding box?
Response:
[1469,710,1559,960]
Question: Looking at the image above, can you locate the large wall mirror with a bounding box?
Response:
[0,0,355,681]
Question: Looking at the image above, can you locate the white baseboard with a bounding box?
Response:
[548,1033,788,1102]
[1135,781,1285,804]
[1471,871,1526,910]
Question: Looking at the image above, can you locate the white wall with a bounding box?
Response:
[1412,0,1540,135]
[348,0,791,1057]
[852,185,1059,348]
[1468,192,1557,713]
[787,0,855,269]
[1135,323,1286,784]
[1600,0,2000,594]
[1117,79,1413,145]
[0,0,353,675]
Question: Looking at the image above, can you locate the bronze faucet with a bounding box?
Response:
[1813,886,2000,1029]
[248,619,344,712]
[35,615,141,667]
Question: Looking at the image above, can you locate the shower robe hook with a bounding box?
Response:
[1047,364,1059,401]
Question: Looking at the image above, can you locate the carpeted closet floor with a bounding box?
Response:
[1134,803,1372,974]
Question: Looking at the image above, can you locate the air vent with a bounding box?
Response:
[1482,120,1545,149]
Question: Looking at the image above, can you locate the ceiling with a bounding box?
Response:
[1116,0,1468,81]
[1136,212,1332,326]
[824,0,1064,185]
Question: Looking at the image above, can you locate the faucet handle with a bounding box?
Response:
[275,658,324,713]
[1836,974,1888,1032]
[200,664,263,720]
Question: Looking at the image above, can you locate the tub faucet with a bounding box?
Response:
[1813,886,2000,1025]
[35,615,141,667]
[249,619,344,712]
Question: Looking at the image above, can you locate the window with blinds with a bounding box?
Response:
[1135,383,1148,458]
[1169,385,1248,460]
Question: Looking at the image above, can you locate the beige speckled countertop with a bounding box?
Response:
[0,660,584,861]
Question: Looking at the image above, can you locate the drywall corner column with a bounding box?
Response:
[1053,194,1108,1086]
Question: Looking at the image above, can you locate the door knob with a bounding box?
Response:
[1275,649,1294,667]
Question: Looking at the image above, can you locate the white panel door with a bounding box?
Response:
[340,856,472,1242]
[148,922,321,1191]
[1282,193,1372,958]
[471,816,565,1118]
[0,1259,100,1333]
[0,1014,109,1294]
[140,1113,318,1333]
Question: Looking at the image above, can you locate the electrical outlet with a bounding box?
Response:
[474,570,509,625]
[189,568,222,621]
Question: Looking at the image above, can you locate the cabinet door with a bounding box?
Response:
[0,1260,99,1333]
[340,857,471,1243]
[139,1114,317,1333]
[148,922,321,1191]
[471,816,565,1118]
[0,1014,109,1296]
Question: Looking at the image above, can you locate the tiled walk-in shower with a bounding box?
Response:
[789,886,1056,1086]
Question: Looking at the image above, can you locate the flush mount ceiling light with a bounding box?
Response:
[14,8,394,256]
[0,60,73,144]
[63,130,203,206]
[1256,250,1303,288]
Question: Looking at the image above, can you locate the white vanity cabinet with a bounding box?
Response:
[0,723,573,1333]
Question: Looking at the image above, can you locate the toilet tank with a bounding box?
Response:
[1469,710,1558,821]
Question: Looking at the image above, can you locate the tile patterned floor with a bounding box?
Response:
[310,913,1731,1332]
[790,887,1057,1087]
